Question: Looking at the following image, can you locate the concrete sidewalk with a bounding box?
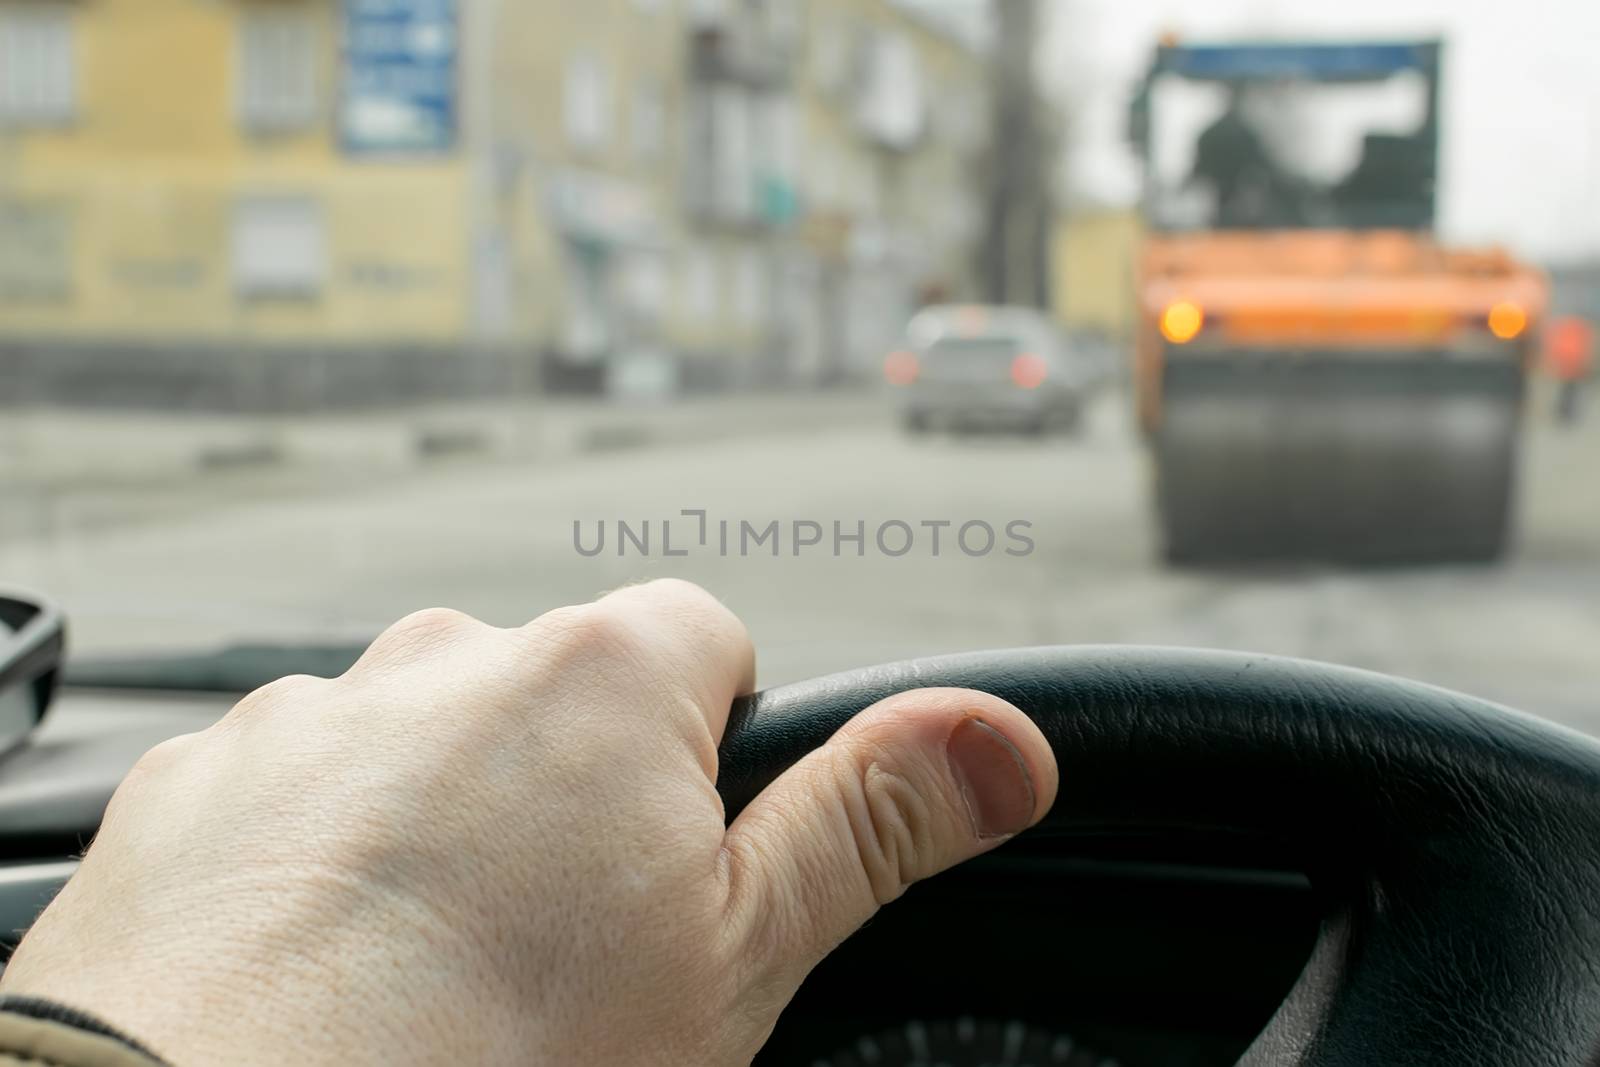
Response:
[0,389,887,490]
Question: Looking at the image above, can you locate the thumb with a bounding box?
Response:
[720,687,1057,994]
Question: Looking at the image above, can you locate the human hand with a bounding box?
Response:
[0,580,1058,1065]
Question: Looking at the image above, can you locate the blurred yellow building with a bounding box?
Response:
[0,0,468,405]
[1051,207,1142,342]
[0,0,989,405]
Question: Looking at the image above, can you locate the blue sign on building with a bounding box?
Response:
[341,0,458,155]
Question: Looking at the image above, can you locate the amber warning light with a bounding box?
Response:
[1160,300,1205,345]
[1488,302,1528,341]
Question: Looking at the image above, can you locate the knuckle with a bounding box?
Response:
[228,672,326,722]
[526,601,646,664]
[257,671,326,700]
[629,577,716,608]
[620,578,739,631]
[382,606,480,644]
[113,732,204,810]
[127,732,198,780]
[359,607,485,669]
[100,732,204,843]
[843,755,938,907]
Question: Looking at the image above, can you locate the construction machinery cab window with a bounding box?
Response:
[1136,43,1439,232]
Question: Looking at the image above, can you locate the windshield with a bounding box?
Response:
[1146,70,1434,230]
[0,0,1597,743]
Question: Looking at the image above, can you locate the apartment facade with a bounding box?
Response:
[0,0,989,405]
[787,0,989,382]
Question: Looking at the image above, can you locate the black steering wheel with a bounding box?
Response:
[716,647,1600,1066]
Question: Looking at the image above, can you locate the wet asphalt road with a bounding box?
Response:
[3,390,1597,733]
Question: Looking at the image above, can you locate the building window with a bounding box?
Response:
[0,199,72,300]
[623,250,667,320]
[733,248,765,324]
[237,7,319,132]
[687,0,726,26]
[564,53,610,151]
[753,93,798,222]
[812,18,854,99]
[683,87,715,216]
[631,79,666,162]
[0,5,75,126]
[711,85,754,221]
[232,197,325,297]
[682,247,718,323]
[856,30,925,150]
[763,0,801,50]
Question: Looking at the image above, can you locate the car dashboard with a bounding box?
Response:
[757,840,1317,1066]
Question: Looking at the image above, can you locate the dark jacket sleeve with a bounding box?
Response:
[0,1000,166,1067]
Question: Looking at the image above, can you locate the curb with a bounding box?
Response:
[0,391,887,491]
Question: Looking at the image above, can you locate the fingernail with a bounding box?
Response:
[946,716,1036,840]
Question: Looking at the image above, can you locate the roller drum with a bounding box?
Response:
[1155,354,1524,564]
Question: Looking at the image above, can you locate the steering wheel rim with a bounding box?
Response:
[718,646,1600,1066]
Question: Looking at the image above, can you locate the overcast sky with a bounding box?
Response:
[1036,0,1600,262]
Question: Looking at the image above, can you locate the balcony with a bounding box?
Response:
[688,7,796,89]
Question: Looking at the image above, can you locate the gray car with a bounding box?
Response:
[888,305,1090,435]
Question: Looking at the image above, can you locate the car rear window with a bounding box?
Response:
[922,336,1023,373]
